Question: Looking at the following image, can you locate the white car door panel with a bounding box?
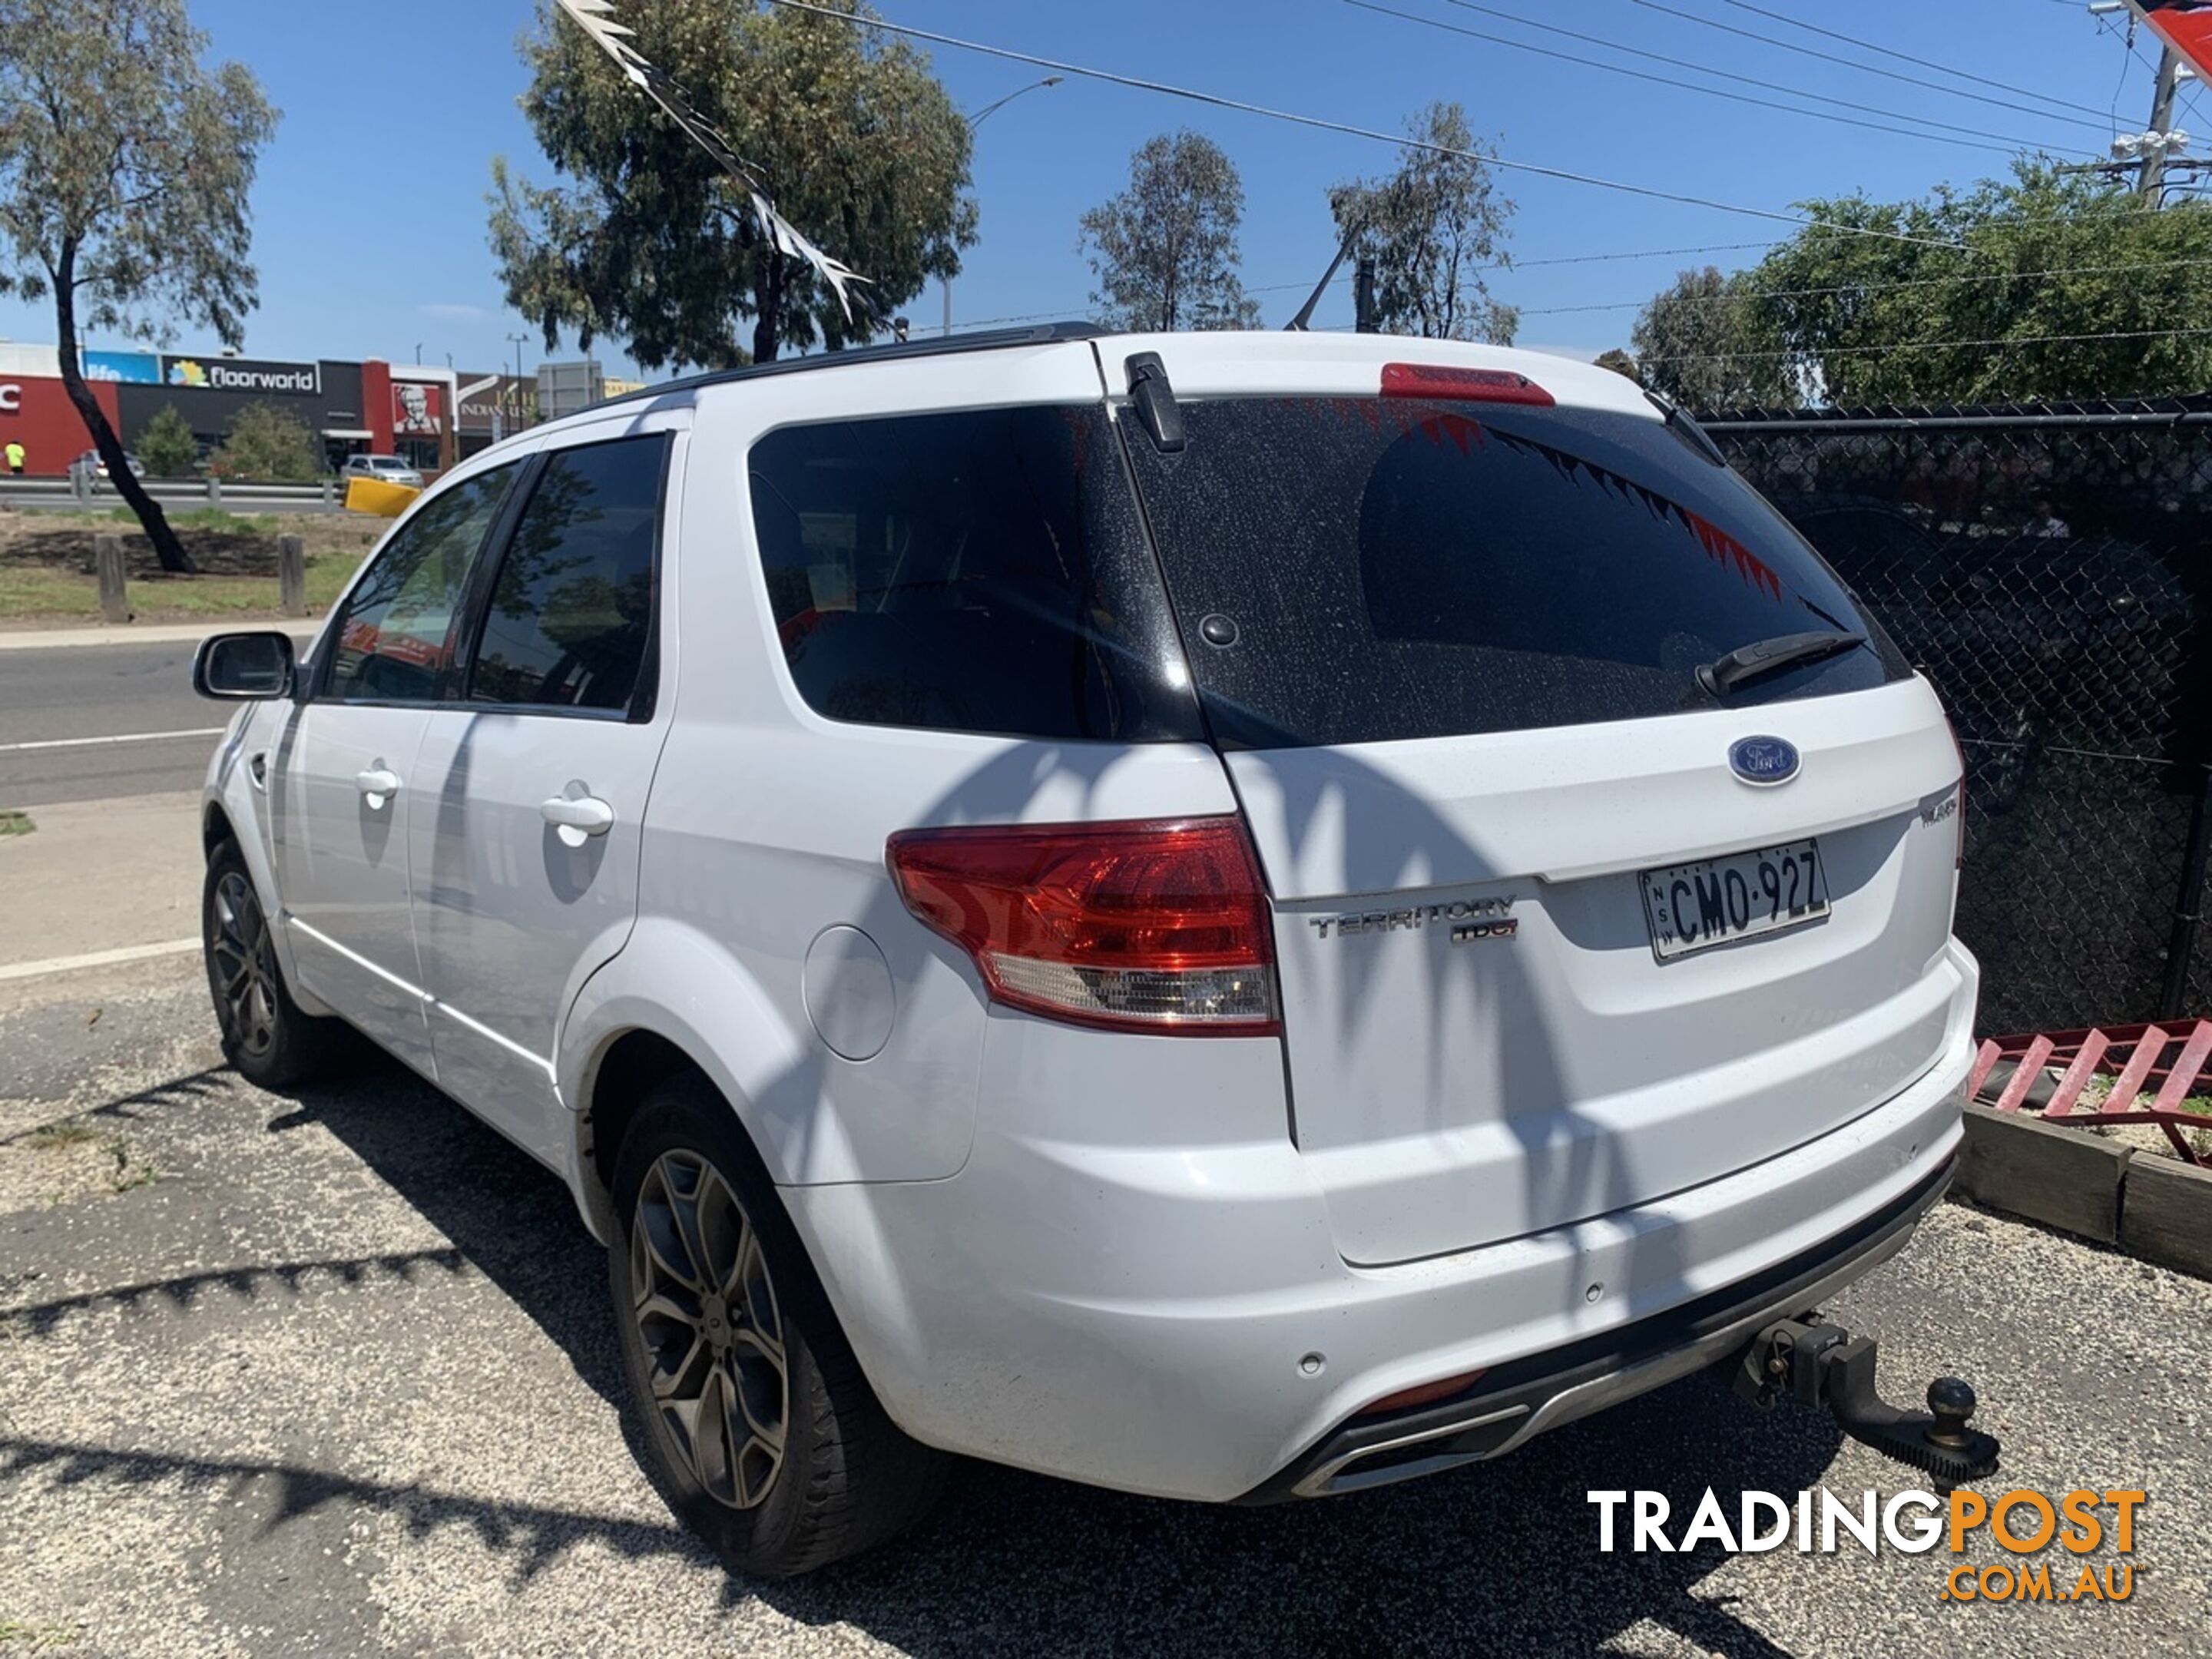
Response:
[273,702,435,1075]
[408,429,678,1161]
[270,462,523,1079]
[410,711,668,1161]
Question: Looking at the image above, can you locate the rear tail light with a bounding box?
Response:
[1380,363,1555,406]
[886,816,1280,1035]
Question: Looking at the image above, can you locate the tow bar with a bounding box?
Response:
[1734,1319,2001,1489]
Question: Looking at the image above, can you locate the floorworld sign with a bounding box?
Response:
[161,356,321,396]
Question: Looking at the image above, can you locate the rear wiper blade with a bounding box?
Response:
[1696,629,1866,697]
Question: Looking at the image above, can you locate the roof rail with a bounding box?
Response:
[588,321,1106,414]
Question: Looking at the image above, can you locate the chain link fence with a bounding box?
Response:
[1700,397,2212,1035]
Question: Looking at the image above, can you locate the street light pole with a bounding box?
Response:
[946,75,1063,336]
[506,331,530,429]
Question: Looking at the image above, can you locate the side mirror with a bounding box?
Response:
[193,631,296,700]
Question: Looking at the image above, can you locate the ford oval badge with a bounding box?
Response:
[1729,735,1800,786]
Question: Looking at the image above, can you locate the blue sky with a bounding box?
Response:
[1,0,2194,379]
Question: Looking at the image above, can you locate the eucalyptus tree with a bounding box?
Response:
[0,0,276,571]
[492,0,975,367]
[1329,101,1516,343]
[1079,131,1262,332]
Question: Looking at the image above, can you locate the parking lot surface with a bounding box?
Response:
[2,958,2207,1659]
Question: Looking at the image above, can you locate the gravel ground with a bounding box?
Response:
[2,958,2207,1659]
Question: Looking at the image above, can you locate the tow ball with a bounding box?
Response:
[1733,1318,2001,1489]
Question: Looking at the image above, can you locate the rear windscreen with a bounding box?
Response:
[1121,397,1908,750]
[748,406,1201,743]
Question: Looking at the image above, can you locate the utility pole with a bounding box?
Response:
[2139,42,2184,200]
[2068,8,2200,202]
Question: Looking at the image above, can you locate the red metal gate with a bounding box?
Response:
[1970,1021,2212,1167]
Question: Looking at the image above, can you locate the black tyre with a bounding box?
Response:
[202,838,343,1089]
[608,1073,947,1577]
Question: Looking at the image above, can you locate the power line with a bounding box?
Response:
[1716,0,2122,121]
[1505,239,1779,268]
[1419,0,2101,157]
[1627,0,2117,132]
[1515,254,2212,316]
[963,243,2212,331]
[763,0,1972,253]
[1643,324,2212,363]
[2098,8,2212,134]
[1249,237,1785,293]
[964,253,2212,331]
[957,240,1793,329]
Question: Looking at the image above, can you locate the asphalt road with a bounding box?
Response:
[0,638,232,810]
[0,956,2206,1659]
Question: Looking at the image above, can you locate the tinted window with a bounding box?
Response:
[747,406,1200,742]
[323,466,515,703]
[466,435,664,712]
[1122,398,1907,749]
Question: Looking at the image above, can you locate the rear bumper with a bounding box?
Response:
[1239,1152,1952,1501]
[786,945,1977,1503]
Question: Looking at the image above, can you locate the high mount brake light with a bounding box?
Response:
[886,817,1281,1035]
[1380,363,1555,406]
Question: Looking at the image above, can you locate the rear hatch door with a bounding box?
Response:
[1112,340,1966,1265]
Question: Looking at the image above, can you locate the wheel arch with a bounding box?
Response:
[558,917,826,1238]
[202,796,237,856]
[200,777,330,1018]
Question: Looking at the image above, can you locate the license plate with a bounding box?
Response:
[1639,838,1830,961]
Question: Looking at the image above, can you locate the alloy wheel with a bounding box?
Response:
[631,1148,789,1509]
[210,870,280,1061]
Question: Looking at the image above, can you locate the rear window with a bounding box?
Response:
[747,405,1200,743]
[1121,396,1907,750]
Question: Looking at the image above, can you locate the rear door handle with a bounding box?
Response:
[541,794,615,837]
[356,767,400,803]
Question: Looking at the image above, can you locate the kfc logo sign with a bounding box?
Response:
[0,383,20,414]
[392,382,443,437]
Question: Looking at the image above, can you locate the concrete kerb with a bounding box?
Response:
[0,620,320,651]
[1958,1101,2212,1280]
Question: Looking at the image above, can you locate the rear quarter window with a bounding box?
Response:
[1122,397,1908,750]
[746,405,1200,743]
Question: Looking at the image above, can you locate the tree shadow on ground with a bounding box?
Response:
[267,1054,631,1416]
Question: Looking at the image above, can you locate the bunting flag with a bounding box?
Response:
[2129,2,2212,87]
[555,0,870,319]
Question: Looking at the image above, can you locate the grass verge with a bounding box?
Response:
[0,510,376,623]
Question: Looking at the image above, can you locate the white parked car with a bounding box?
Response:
[71,448,143,481]
[339,453,425,488]
[194,326,1980,1576]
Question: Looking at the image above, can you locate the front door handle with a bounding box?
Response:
[541,793,615,838]
[356,767,400,804]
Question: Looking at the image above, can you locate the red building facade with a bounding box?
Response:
[0,374,121,476]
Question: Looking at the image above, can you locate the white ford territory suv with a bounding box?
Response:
[194,326,1980,1576]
